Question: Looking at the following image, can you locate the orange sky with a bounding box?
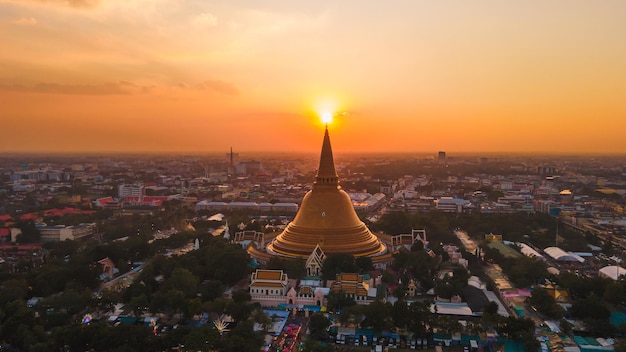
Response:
[1,1,625,154]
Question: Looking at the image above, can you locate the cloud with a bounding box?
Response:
[196,80,240,96]
[27,0,99,8]
[12,17,38,26]
[0,81,145,95]
[192,12,218,29]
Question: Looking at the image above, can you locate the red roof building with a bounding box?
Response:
[0,228,10,239]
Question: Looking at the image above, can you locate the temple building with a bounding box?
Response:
[330,273,372,303]
[257,127,388,261]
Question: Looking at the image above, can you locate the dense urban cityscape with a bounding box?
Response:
[1,138,625,351]
[3,1,626,351]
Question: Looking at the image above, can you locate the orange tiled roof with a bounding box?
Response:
[338,273,358,281]
[256,270,283,280]
[250,282,285,287]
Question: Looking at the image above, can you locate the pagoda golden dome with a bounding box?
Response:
[266,127,386,258]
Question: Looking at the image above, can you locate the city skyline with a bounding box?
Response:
[1,1,626,154]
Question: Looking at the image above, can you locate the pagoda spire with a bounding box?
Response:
[315,126,339,186]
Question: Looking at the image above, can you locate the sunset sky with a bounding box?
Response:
[1,1,625,154]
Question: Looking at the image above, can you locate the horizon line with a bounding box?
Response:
[2,150,626,157]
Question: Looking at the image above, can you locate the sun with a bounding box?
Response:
[321,112,333,124]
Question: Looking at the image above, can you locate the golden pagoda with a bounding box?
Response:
[266,126,387,258]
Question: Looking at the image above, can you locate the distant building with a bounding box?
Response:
[538,166,556,175]
[124,195,169,207]
[236,161,262,175]
[380,183,395,195]
[118,183,144,198]
[438,151,446,164]
[434,197,471,213]
[195,200,298,213]
[95,197,120,208]
[443,244,468,268]
[37,223,96,242]
[349,192,386,212]
[9,169,71,182]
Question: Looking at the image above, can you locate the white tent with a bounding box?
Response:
[598,265,626,280]
[543,247,585,263]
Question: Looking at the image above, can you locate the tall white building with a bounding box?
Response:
[118,183,144,198]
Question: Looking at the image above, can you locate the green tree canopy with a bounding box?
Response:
[321,253,359,280]
[308,312,331,340]
[15,220,40,243]
[529,288,565,319]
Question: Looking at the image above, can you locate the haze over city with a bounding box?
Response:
[1,0,626,154]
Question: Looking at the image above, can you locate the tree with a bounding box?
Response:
[529,288,564,319]
[433,276,452,299]
[232,289,251,304]
[614,338,626,352]
[392,250,437,290]
[129,294,149,317]
[186,297,203,317]
[182,325,221,352]
[200,242,251,285]
[496,317,540,352]
[391,299,410,329]
[164,267,198,298]
[252,309,272,332]
[165,289,187,313]
[571,295,611,320]
[227,291,253,323]
[604,281,626,305]
[301,340,335,352]
[123,281,153,303]
[407,300,434,337]
[95,289,116,313]
[308,313,331,340]
[570,294,615,336]
[557,274,610,299]
[361,300,392,332]
[267,256,306,279]
[15,220,40,243]
[483,301,498,316]
[199,280,225,301]
[0,299,42,349]
[326,290,355,312]
[435,316,463,335]
[321,253,358,280]
[284,258,307,279]
[371,211,411,235]
[507,256,547,288]
[355,256,374,273]
[221,321,263,352]
[42,288,91,316]
[0,278,29,303]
